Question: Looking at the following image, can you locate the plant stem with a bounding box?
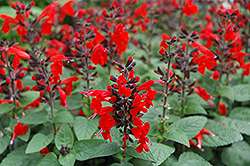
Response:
[161,46,171,134]
[49,91,57,136]
[4,51,17,119]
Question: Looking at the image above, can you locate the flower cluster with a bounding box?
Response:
[82,57,157,153]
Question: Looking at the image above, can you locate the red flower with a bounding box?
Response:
[193,85,215,106]
[210,71,220,80]
[159,33,171,49]
[59,0,75,23]
[91,45,108,66]
[111,23,129,55]
[189,128,215,150]
[40,147,50,157]
[41,19,53,35]
[10,122,28,144]
[58,87,68,109]
[219,102,227,115]
[37,2,59,24]
[239,62,250,76]
[133,4,150,18]
[182,0,199,16]
[231,52,247,66]
[0,45,30,70]
[225,24,236,41]
[61,76,79,94]
[0,14,18,34]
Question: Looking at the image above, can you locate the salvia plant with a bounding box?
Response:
[0,0,250,166]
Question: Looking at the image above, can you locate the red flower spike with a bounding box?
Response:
[10,122,28,144]
[219,102,227,115]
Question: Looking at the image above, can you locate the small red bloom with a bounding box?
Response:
[225,24,236,41]
[111,23,129,55]
[193,85,215,106]
[189,128,215,150]
[40,147,50,157]
[58,87,68,109]
[182,0,199,16]
[210,71,220,80]
[219,102,227,115]
[91,45,108,66]
[10,122,28,144]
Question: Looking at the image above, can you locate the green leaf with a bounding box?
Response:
[18,91,40,107]
[169,116,207,139]
[150,143,175,166]
[0,103,15,114]
[74,117,98,140]
[59,150,76,166]
[55,123,74,150]
[0,145,42,166]
[36,153,60,166]
[111,163,134,166]
[19,110,49,125]
[126,145,155,162]
[229,107,250,121]
[215,116,250,136]
[216,85,234,101]
[0,136,10,155]
[66,93,83,110]
[221,141,250,166]
[233,84,250,102]
[171,152,212,166]
[163,127,190,147]
[202,119,243,147]
[26,133,54,154]
[52,109,74,124]
[184,101,207,115]
[74,139,120,161]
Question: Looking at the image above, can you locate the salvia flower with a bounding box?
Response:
[82,56,156,153]
[10,122,28,145]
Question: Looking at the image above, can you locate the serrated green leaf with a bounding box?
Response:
[66,93,83,110]
[184,101,207,115]
[55,123,74,150]
[216,85,234,101]
[127,145,155,162]
[0,136,10,155]
[59,150,76,166]
[26,134,54,154]
[221,141,250,166]
[74,117,98,140]
[151,143,175,166]
[52,109,74,124]
[111,163,134,166]
[202,119,243,147]
[233,84,250,102]
[215,116,250,136]
[18,91,40,107]
[0,103,15,114]
[171,152,212,166]
[74,139,120,161]
[36,153,60,166]
[0,145,42,166]
[163,127,190,147]
[169,116,207,139]
[19,110,49,125]
[229,107,250,121]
